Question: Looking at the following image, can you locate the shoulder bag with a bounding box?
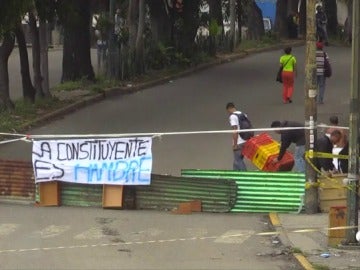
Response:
[276,56,293,83]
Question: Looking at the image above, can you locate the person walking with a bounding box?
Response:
[270,120,305,173]
[279,47,297,104]
[226,102,247,171]
[316,41,329,104]
[316,5,329,45]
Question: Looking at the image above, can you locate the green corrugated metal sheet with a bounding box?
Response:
[181,170,305,213]
[61,182,103,207]
[135,174,237,212]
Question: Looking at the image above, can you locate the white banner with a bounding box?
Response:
[32,137,152,185]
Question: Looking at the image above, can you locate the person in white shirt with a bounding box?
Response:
[226,102,247,171]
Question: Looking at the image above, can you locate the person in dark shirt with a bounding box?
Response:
[338,142,348,173]
[271,120,305,173]
[315,130,342,172]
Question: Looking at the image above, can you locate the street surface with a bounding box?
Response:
[0,204,301,270]
[2,45,351,173]
[1,45,352,269]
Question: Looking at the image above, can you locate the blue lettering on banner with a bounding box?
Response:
[74,156,151,184]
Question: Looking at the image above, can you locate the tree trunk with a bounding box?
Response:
[208,0,223,29]
[229,0,236,51]
[29,10,44,97]
[148,0,171,45]
[60,0,95,82]
[274,0,288,37]
[299,0,306,36]
[245,1,264,40]
[127,0,139,52]
[0,32,15,111]
[14,23,36,103]
[236,0,243,44]
[39,20,51,97]
[324,0,338,36]
[345,0,352,43]
[179,0,201,57]
[135,0,145,74]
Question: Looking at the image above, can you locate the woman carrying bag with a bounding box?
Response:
[279,47,297,104]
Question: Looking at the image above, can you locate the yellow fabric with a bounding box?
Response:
[280,55,296,72]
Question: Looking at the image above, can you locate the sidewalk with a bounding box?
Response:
[271,213,360,270]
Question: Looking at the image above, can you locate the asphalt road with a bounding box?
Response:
[1,45,352,174]
[0,204,301,270]
[1,45,352,269]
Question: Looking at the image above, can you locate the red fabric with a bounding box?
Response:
[282,71,294,102]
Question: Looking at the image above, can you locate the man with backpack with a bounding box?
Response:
[226,102,254,171]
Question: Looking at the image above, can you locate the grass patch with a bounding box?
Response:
[0,98,67,133]
[237,34,280,51]
[313,264,330,270]
[290,247,303,254]
[53,76,120,93]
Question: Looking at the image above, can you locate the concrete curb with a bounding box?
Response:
[269,212,315,270]
[19,40,304,132]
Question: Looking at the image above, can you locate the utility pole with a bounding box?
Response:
[346,0,359,244]
[304,0,318,214]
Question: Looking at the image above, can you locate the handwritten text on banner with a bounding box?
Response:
[32,137,152,185]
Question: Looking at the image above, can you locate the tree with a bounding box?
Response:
[208,0,223,30]
[29,9,44,97]
[35,0,56,97]
[299,0,306,36]
[0,0,32,110]
[229,0,236,51]
[58,0,95,82]
[0,33,16,110]
[135,0,146,74]
[274,0,288,37]
[244,0,264,40]
[147,0,172,46]
[179,0,201,56]
[324,0,338,36]
[344,0,352,43]
[14,22,36,103]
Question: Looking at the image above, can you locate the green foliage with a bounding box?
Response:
[0,98,66,132]
[313,264,330,270]
[290,247,303,254]
[53,76,118,94]
[147,43,174,70]
[0,0,32,35]
[209,19,220,37]
[52,80,84,92]
[35,0,56,22]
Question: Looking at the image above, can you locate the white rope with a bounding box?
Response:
[27,127,309,140]
[0,137,28,145]
[0,124,350,141]
[0,132,27,137]
[317,124,349,130]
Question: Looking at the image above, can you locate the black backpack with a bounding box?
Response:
[234,113,254,140]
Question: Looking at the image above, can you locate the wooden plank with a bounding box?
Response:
[39,182,60,206]
[102,185,123,208]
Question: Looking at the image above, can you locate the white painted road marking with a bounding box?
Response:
[0,235,215,254]
[0,224,19,237]
[74,227,104,240]
[31,225,71,239]
[215,230,255,244]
